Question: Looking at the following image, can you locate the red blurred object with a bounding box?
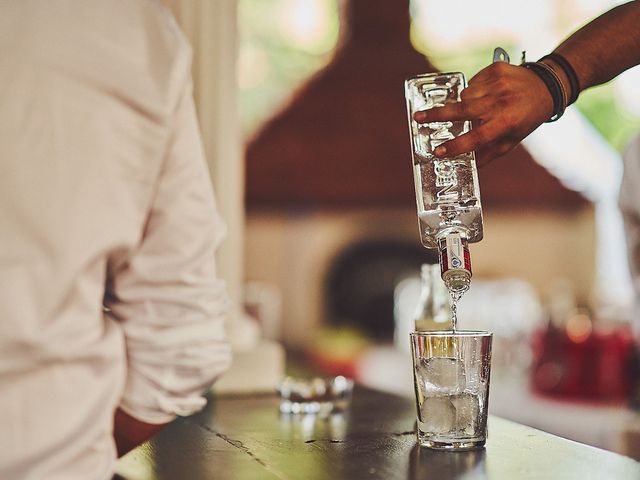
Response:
[305,349,360,380]
[531,322,634,403]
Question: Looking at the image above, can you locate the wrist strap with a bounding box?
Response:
[522,61,567,122]
[539,53,581,105]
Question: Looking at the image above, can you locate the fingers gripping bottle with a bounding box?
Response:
[404,72,483,300]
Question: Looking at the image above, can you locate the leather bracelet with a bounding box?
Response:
[534,61,568,114]
[539,53,581,105]
[522,61,566,122]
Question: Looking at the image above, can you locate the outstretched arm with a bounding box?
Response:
[555,0,640,92]
[415,0,640,164]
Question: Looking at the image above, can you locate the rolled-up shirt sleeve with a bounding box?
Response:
[106,74,231,424]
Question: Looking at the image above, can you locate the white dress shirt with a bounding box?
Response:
[0,1,231,479]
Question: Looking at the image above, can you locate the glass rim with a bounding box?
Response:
[405,71,465,83]
[410,330,492,338]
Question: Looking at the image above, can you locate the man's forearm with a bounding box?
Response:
[555,0,640,92]
[114,408,170,457]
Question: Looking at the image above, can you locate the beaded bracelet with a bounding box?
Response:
[522,61,567,122]
[539,53,581,105]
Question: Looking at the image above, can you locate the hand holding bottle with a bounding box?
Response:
[413,62,553,165]
[414,0,640,166]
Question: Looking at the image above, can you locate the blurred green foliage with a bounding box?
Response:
[575,85,640,153]
[238,0,340,137]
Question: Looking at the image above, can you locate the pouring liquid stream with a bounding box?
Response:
[448,286,467,333]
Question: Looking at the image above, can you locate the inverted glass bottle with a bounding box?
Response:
[405,72,484,294]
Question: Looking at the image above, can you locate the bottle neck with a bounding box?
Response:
[438,233,472,296]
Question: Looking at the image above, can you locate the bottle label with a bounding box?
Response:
[439,234,472,275]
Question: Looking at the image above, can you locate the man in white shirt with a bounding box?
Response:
[0,1,231,479]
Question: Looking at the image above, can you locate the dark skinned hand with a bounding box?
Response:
[414,62,554,166]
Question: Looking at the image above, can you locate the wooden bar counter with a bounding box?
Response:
[115,386,640,479]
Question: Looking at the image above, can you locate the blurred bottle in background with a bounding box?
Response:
[394,263,452,353]
[414,263,452,332]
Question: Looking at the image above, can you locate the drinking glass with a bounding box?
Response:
[411,330,492,450]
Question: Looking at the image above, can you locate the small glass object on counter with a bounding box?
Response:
[411,330,492,450]
[277,376,354,415]
[404,72,483,299]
